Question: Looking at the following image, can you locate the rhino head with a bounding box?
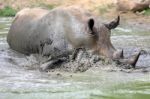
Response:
[88,16,141,67]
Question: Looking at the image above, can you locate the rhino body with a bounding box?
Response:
[7,7,141,68]
[7,7,116,58]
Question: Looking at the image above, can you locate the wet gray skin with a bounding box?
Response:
[0,15,150,99]
[7,7,141,68]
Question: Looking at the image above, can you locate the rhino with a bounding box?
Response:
[7,7,141,70]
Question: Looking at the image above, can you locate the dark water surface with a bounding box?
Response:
[0,17,150,99]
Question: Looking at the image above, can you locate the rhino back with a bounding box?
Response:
[7,8,49,54]
[7,7,94,56]
[37,7,95,56]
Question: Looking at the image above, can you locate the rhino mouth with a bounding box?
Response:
[99,46,141,68]
[101,49,141,68]
[113,50,141,68]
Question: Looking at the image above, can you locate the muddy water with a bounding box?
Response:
[0,17,150,99]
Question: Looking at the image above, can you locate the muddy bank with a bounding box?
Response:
[0,0,116,10]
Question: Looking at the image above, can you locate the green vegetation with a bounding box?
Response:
[143,8,150,16]
[0,6,17,17]
[40,4,56,10]
[0,3,56,17]
[97,4,115,14]
[98,7,109,14]
[34,3,56,10]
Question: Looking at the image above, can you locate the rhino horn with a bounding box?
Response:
[118,51,141,68]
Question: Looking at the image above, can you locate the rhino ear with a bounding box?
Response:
[105,16,120,30]
[88,18,94,31]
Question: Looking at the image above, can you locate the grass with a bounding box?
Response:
[33,3,56,10]
[0,3,56,17]
[98,7,109,14]
[143,8,150,16]
[40,4,56,10]
[0,6,17,17]
[97,4,115,14]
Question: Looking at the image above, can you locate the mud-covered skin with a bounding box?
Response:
[7,7,141,71]
[7,7,116,58]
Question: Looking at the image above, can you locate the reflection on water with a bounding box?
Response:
[0,17,150,99]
